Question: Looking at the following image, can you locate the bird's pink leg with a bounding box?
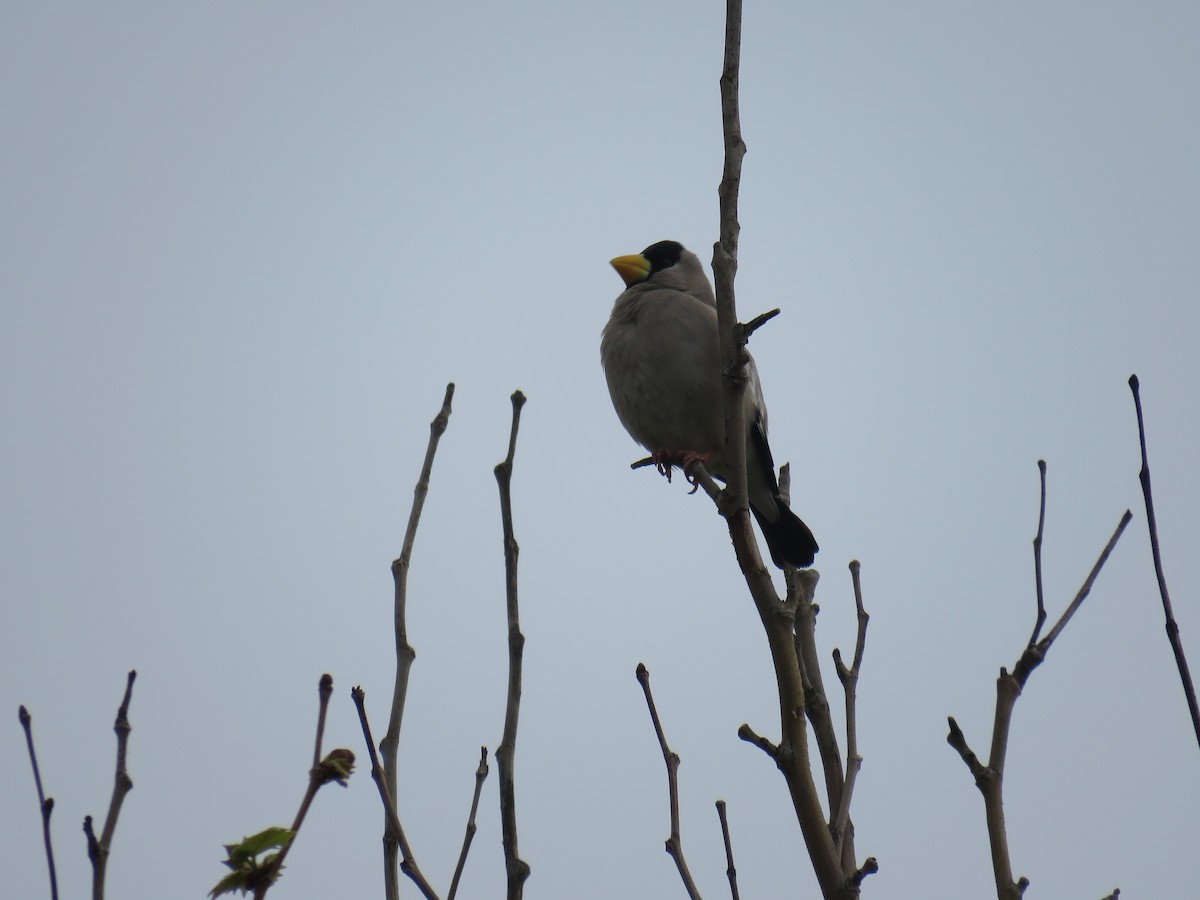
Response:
[651,449,713,490]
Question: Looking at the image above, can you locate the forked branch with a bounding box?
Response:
[948,463,1131,899]
[84,669,136,900]
[831,561,870,861]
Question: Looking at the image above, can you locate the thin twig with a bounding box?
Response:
[380,382,455,900]
[85,669,136,900]
[495,390,531,900]
[313,673,332,768]
[447,747,489,900]
[1026,460,1048,647]
[736,723,780,760]
[1030,512,1132,663]
[1128,374,1200,749]
[352,687,440,900]
[19,705,58,900]
[740,307,781,340]
[715,800,740,900]
[636,664,701,900]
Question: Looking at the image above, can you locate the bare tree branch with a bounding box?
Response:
[352,686,440,900]
[715,800,740,900]
[949,464,1132,899]
[1028,512,1131,663]
[250,675,352,900]
[1026,459,1048,647]
[495,390,531,900]
[636,663,702,900]
[791,566,852,864]
[1128,373,1200,749]
[831,561,870,862]
[18,705,58,900]
[380,382,455,900]
[712,0,750,527]
[85,669,136,900]
[447,747,489,900]
[708,3,869,896]
[736,723,780,760]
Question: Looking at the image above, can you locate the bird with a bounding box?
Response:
[600,239,818,569]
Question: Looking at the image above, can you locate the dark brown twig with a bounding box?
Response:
[312,673,333,768]
[740,307,780,340]
[636,664,701,900]
[19,705,58,900]
[380,382,455,900]
[495,390,531,900]
[1128,374,1200,749]
[736,723,780,760]
[85,669,136,900]
[447,747,489,900]
[1026,460,1048,647]
[715,800,740,900]
[352,687,439,900]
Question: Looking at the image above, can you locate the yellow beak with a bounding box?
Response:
[610,253,652,287]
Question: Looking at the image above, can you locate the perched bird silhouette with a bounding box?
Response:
[600,240,818,569]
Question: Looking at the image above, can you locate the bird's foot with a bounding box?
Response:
[651,449,713,493]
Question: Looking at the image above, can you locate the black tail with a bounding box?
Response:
[752,499,818,569]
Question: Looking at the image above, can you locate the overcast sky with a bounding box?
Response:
[3,3,1199,898]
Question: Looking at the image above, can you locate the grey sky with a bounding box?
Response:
[3,3,1198,898]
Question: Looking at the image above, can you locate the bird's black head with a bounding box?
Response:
[640,240,685,275]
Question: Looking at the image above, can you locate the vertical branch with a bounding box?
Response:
[1026,460,1048,647]
[831,561,870,864]
[782,469,855,867]
[1128,374,1200,749]
[494,390,531,899]
[636,664,702,900]
[84,670,136,900]
[791,567,848,856]
[709,3,866,896]
[18,705,59,900]
[712,0,750,529]
[715,800,740,900]
[380,383,455,900]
